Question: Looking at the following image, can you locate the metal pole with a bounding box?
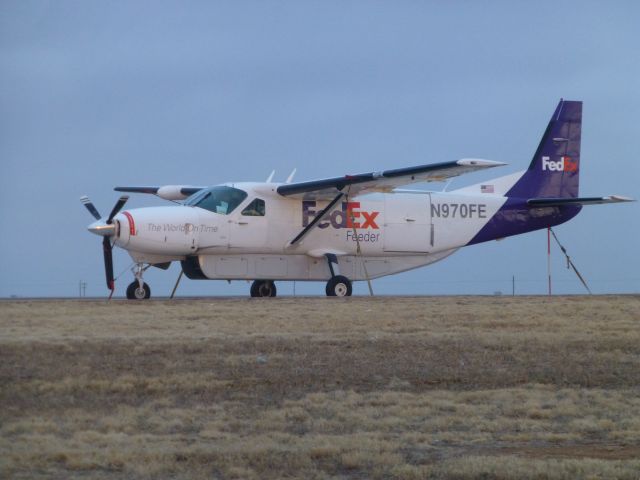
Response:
[547,228,552,295]
[549,228,592,295]
[512,275,515,296]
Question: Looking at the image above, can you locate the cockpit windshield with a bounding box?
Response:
[185,186,248,215]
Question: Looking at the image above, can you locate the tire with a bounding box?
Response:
[250,280,276,298]
[126,281,151,300]
[326,275,352,297]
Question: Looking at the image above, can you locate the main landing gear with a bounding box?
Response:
[248,254,353,298]
[326,275,352,297]
[126,263,152,300]
[248,276,352,297]
[250,280,277,297]
[325,253,352,297]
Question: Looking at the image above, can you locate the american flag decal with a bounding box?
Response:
[481,184,494,193]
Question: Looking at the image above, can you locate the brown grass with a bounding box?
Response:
[1,295,639,479]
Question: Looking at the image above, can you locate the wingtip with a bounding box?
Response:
[457,158,508,167]
[609,195,636,202]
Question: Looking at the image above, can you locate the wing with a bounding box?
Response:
[114,185,205,200]
[527,195,635,207]
[276,159,506,199]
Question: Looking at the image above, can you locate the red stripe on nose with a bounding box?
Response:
[122,211,136,236]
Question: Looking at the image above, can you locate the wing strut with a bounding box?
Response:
[289,192,344,245]
[346,187,374,296]
[170,269,184,299]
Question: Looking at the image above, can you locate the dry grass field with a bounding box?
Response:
[1,295,640,479]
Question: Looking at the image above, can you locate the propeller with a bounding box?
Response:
[103,236,114,291]
[80,195,129,293]
[107,196,129,223]
[81,196,101,220]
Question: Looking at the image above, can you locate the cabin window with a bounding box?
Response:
[241,198,266,216]
[185,186,248,215]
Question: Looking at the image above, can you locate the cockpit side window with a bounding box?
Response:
[241,198,266,216]
[185,186,248,215]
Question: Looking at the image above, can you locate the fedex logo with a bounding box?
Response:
[302,201,380,229]
[542,156,578,172]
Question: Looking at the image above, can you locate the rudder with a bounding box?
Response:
[507,99,582,199]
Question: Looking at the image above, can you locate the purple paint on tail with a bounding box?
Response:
[468,100,583,246]
[507,99,582,199]
[468,198,581,245]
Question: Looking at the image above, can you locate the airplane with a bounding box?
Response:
[81,99,633,299]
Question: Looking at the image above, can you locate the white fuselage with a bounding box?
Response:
[111,183,508,281]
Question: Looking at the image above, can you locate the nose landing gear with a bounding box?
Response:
[126,281,151,299]
[126,263,152,300]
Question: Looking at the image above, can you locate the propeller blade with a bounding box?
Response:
[102,236,115,291]
[80,196,101,220]
[107,195,129,224]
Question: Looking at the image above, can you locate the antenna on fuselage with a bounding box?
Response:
[266,170,275,183]
[286,168,297,184]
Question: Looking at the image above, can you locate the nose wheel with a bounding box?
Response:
[126,281,151,299]
[126,263,152,300]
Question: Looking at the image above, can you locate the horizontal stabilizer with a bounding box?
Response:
[527,195,635,207]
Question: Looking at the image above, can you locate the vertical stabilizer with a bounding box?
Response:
[507,99,582,199]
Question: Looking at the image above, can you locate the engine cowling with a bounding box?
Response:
[157,185,197,200]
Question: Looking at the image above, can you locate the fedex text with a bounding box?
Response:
[542,156,578,172]
[302,201,380,229]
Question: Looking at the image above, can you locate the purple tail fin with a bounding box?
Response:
[507,100,582,199]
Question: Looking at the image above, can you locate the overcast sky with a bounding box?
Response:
[1,1,639,298]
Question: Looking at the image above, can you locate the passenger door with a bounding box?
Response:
[229,198,268,250]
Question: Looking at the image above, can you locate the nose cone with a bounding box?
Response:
[87,220,115,237]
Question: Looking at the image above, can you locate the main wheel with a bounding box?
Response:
[250,280,277,297]
[326,275,352,297]
[126,281,151,300]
